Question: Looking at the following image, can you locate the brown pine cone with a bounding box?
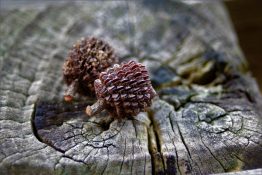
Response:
[63,37,118,101]
[86,60,157,118]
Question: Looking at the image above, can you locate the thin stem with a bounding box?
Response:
[86,100,105,117]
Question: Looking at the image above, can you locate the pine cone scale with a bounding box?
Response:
[63,37,118,98]
[94,60,156,118]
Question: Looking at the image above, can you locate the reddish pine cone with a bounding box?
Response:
[63,37,118,99]
[93,60,157,118]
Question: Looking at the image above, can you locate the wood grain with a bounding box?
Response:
[0,1,261,174]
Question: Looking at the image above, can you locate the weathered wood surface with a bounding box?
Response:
[0,1,262,175]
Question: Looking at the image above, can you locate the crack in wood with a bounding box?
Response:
[176,123,192,159]
[118,138,126,175]
[62,155,87,165]
[147,110,166,174]
[31,103,43,143]
[167,114,182,175]
[147,126,156,175]
[199,132,226,172]
[167,132,182,175]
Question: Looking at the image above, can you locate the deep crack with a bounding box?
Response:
[31,103,44,143]
[147,110,166,174]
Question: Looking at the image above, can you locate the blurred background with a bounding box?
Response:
[225,0,262,91]
[1,0,261,90]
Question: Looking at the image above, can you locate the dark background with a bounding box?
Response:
[225,0,262,91]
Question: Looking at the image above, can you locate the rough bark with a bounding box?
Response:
[0,1,262,175]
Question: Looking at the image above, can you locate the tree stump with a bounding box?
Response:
[0,1,261,174]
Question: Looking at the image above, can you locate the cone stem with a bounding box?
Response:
[64,80,79,102]
[86,100,105,117]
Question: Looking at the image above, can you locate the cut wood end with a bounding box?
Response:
[85,106,92,116]
[85,100,105,117]
[64,80,79,102]
[64,95,73,102]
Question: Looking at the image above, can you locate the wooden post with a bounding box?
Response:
[0,1,261,174]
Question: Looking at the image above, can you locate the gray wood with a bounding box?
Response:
[0,1,261,174]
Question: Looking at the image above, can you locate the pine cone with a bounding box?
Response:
[86,60,157,118]
[63,37,118,101]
